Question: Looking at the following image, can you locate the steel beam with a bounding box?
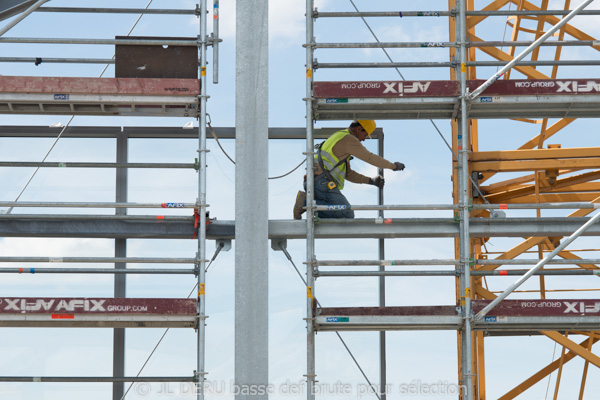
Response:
[235,0,269,398]
[2,217,600,239]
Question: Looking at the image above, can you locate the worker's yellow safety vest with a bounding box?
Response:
[315,129,350,190]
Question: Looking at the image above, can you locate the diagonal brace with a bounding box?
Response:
[474,210,600,320]
[468,0,595,100]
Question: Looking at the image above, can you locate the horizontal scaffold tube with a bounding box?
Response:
[0,37,198,46]
[314,10,600,18]
[0,268,196,274]
[0,201,200,209]
[314,60,600,69]
[315,259,600,266]
[37,7,198,15]
[0,57,116,64]
[0,256,197,263]
[312,202,600,211]
[0,376,195,382]
[312,40,594,49]
[316,270,600,277]
[0,161,196,168]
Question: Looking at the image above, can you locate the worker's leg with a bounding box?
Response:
[305,174,354,219]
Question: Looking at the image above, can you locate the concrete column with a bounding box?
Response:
[235,0,269,399]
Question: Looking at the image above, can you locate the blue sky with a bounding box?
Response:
[1,0,600,399]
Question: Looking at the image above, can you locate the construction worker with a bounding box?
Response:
[293,120,405,219]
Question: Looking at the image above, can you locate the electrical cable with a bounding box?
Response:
[347,0,490,204]
[278,243,381,400]
[5,0,154,215]
[206,118,306,180]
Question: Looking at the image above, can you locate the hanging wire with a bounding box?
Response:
[346,0,490,204]
[545,341,558,400]
[277,242,381,400]
[206,117,306,180]
[5,0,154,215]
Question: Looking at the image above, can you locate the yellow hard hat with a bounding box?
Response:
[357,120,376,136]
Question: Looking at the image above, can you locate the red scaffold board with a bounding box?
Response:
[0,76,200,96]
[472,299,600,317]
[313,79,600,98]
[0,297,197,315]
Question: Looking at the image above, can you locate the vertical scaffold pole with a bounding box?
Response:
[377,133,387,400]
[305,0,316,399]
[457,1,473,399]
[197,1,208,399]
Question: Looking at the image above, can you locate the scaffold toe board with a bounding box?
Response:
[0,297,198,328]
[0,76,200,117]
[316,299,600,332]
[312,79,600,120]
[315,306,462,331]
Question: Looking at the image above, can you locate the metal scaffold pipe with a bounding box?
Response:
[316,259,461,266]
[0,161,196,168]
[0,256,197,263]
[316,269,599,277]
[313,40,595,49]
[314,10,600,18]
[0,201,199,209]
[0,37,198,45]
[37,7,198,15]
[0,268,195,274]
[0,376,195,382]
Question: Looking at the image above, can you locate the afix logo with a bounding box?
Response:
[1,298,106,312]
[563,301,600,314]
[383,82,432,96]
[556,81,600,93]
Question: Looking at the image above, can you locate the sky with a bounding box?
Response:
[1,0,600,399]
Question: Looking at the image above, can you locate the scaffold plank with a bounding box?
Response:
[315,300,600,332]
[0,76,200,117]
[0,297,197,328]
[312,79,600,120]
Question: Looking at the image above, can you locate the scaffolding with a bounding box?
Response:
[0,2,214,399]
[304,1,600,400]
[1,1,600,400]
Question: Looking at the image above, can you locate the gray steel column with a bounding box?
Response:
[377,132,386,400]
[235,0,269,398]
[305,1,316,399]
[458,1,473,399]
[113,131,128,400]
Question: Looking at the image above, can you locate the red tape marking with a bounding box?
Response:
[499,204,508,210]
[156,215,165,220]
[499,270,508,276]
[384,218,392,224]
[51,314,75,319]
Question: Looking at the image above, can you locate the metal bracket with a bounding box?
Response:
[271,238,287,252]
[215,239,231,252]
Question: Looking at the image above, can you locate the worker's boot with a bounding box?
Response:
[293,190,307,220]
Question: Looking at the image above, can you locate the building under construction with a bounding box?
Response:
[0,1,600,399]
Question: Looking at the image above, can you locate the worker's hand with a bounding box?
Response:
[393,162,405,171]
[369,175,385,189]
